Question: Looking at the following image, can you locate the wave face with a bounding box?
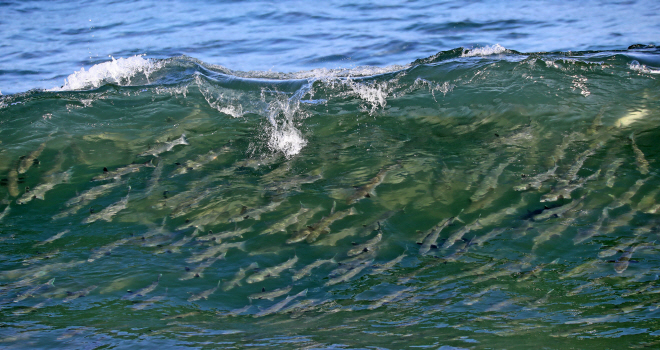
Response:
[1,48,660,348]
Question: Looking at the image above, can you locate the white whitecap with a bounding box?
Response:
[50,55,158,91]
[462,44,507,57]
[630,60,660,74]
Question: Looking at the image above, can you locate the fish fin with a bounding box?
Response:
[180,134,189,145]
[262,287,266,292]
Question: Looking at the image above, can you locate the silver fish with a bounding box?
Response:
[91,161,154,181]
[261,205,310,235]
[607,178,647,210]
[62,285,97,303]
[33,230,69,247]
[370,251,407,274]
[12,278,55,303]
[82,188,130,224]
[139,134,189,157]
[180,254,225,281]
[347,163,398,204]
[16,170,71,205]
[532,194,585,221]
[604,158,624,188]
[188,280,221,302]
[325,260,370,286]
[470,156,514,202]
[347,232,382,256]
[18,141,47,174]
[540,169,600,202]
[441,218,480,250]
[630,133,649,175]
[246,255,299,284]
[223,262,259,291]
[419,217,453,255]
[186,241,245,264]
[171,147,227,177]
[248,285,293,301]
[7,169,19,197]
[87,237,130,262]
[292,257,337,281]
[514,163,559,191]
[122,274,162,300]
[254,289,308,317]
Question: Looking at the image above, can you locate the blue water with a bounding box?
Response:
[1,0,659,94]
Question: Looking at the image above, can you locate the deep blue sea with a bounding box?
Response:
[1,1,660,349]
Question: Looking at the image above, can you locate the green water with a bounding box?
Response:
[1,50,660,349]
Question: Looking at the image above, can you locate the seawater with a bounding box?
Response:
[1,46,660,349]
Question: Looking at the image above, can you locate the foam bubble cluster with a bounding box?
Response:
[462,44,507,57]
[51,55,158,91]
[630,60,660,74]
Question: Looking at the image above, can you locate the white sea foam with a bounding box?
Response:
[630,60,660,74]
[462,44,507,57]
[50,55,158,91]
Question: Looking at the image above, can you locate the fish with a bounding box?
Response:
[292,257,337,281]
[87,237,129,263]
[261,205,310,235]
[16,170,71,205]
[180,254,225,281]
[122,274,162,300]
[472,228,506,247]
[630,133,649,175]
[465,152,498,191]
[560,148,597,185]
[614,242,646,274]
[171,147,226,177]
[223,262,259,291]
[367,287,415,310]
[419,217,453,255]
[17,141,47,174]
[169,188,218,218]
[12,278,55,303]
[195,227,252,243]
[263,174,323,194]
[139,134,189,157]
[91,161,155,181]
[516,259,558,282]
[607,178,648,210]
[62,285,97,303]
[604,158,624,188]
[131,290,167,310]
[248,285,293,301]
[532,194,585,221]
[325,260,370,286]
[347,163,398,204]
[287,205,357,244]
[0,203,10,222]
[637,187,660,212]
[246,255,299,284]
[470,157,514,202]
[64,180,126,208]
[186,241,245,264]
[12,298,51,316]
[573,208,609,244]
[347,231,382,256]
[441,218,480,250]
[370,251,407,274]
[514,163,559,191]
[254,289,308,317]
[188,280,222,302]
[33,229,69,247]
[229,200,284,223]
[82,187,130,224]
[540,169,600,202]
[7,169,19,197]
[559,259,603,280]
[598,238,636,258]
[532,217,578,251]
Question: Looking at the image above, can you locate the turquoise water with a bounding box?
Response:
[2,1,660,348]
[1,48,660,349]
